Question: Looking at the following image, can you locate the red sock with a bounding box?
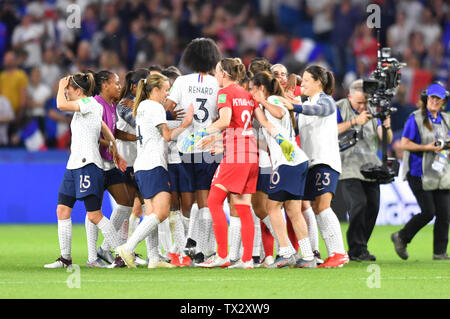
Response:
[260,221,274,257]
[207,186,229,259]
[234,204,254,262]
[286,215,299,251]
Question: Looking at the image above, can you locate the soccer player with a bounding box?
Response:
[162,67,192,267]
[163,38,222,264]
[44,74,126,268]
[116,73,193,268]
[250,71,315,268]
[115,68,150,266]
[286,65,349,268]
[183,58,297,268]
[84,70,135,268]
[248,58,277,267]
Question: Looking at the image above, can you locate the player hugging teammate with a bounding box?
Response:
[45,37,348,270]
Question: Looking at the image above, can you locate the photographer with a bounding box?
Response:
[391,82,450,260]
[337,79,393,261]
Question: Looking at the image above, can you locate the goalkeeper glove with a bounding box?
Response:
[275,133,295,161]
[182,128,208,153]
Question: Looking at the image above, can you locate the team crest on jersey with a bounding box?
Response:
[218,94,226,103]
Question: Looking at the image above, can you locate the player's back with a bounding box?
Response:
[170,73,219,153]
[217,83,257,163]
[67,96,104,170]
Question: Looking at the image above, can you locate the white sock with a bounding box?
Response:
[198,207,213,256]
[85,215,98,263]
[145,225,159,263]
[316,208,346,255]
[229,216,242,261]
[126,214,160,252]
[170,210,187,256]
[187,207,200,243]
[278,246,294,258]
[128,214,141,237]
[97,216,121,252]
[101,204,132,250]
[182,216,189,237]
[298,238,314,260]
[203,208,216,257]
[303,207,319,252]
[158,218,171,256]
[58,218,72,260]
[251,209,261,257]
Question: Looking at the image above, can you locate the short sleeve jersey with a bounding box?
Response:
[66,97,104,170]
[133,100,168,173]
[262,95,308,170]
[217,83,258,163]
[116,96,137,167]
[168,73,219,153]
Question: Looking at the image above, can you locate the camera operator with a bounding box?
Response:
[336,79,393,261]
[391,82,450,260]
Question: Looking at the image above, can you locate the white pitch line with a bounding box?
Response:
[0,276,449,286]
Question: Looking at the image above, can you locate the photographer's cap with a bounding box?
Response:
[426,83,446,99]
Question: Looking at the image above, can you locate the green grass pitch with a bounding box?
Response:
[0,223,449,299]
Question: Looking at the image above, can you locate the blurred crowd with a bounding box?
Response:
[0,0,449,154]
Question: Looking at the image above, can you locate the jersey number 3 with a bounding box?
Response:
[194,98,209,123]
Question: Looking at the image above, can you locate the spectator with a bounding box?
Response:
[0,51,28,123]
[11,13,44,68]
[0,94,15,147]
[352,24,378,73]
[80,4,100,41]
[26,67,52,137]
[416,7,442,48]
[40,47,62,89]
[331,0,363,80]
[45,82,72,149]
[387,10,412,58]
[407,31,427,63]
[306,0,334,43]
[424,41,449,88]
[239,16,265,54]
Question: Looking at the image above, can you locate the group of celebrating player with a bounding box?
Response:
[44,37,349,270]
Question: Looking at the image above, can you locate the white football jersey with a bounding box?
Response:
[262,96,308,170]
[116,104,137,167]
[167,73,219,153]
[297,92,342,173]
[66,97,104,170]
[133,99,168,173]
[167,120,181,164]
[252,104,272,170]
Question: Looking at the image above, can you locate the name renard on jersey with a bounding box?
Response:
[232,98,254,107]
[188,86,215,95]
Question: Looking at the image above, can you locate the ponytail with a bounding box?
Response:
[69,72,95,96]
[120,70,135,101]
[324,71,335,95]
[219,58,247,82]
[133,78,147,117]
[133,73,169,117]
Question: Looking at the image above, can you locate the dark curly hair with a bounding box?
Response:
[180,38,222,73]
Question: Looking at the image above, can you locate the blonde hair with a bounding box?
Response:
[133,73,169,117]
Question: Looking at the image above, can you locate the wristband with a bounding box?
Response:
[292,104,303,113]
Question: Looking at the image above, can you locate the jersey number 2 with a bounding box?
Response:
[241,110,252,136]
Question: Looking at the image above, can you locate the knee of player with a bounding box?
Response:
[56,204,72,220]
